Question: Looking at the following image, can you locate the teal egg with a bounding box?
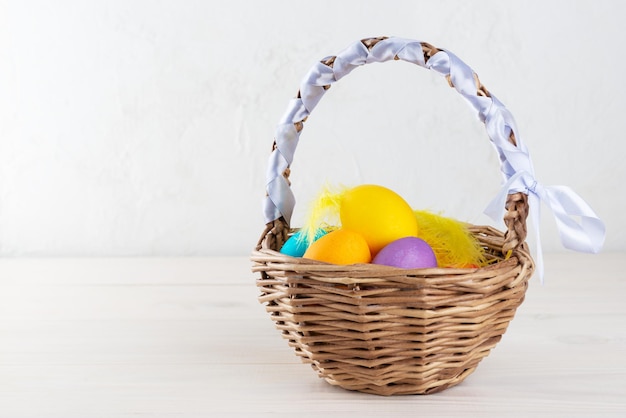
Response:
[280,229,327,257]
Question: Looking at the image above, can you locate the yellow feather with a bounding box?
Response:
[414,209,487,268]
[300,183,346,245]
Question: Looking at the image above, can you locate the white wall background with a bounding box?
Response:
[1,0,624,257]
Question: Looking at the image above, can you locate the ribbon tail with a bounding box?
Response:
[528,193,544,283]
[485,172,545,282]
[544,186,606,254]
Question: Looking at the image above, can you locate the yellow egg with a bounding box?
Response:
[303,228,371,265]
[340,184,418,255]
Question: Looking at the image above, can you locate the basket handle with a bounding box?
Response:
[258,36,531,254]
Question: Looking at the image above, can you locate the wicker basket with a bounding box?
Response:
[252,36,535,396]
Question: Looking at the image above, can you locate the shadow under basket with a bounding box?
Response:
[251,36,535,396]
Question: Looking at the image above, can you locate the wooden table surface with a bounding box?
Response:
[1,254,625,417]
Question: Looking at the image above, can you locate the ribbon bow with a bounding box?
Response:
[484,144,606,282]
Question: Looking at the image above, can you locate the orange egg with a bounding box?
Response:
[340,184,418,255]
[303,228,371,265]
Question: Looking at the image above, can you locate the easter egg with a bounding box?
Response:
[280,229,327,257]
[372,237,438,269]
[340,184,418,255]
[303,228,371,265]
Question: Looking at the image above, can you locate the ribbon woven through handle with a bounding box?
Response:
[263,36,606,280]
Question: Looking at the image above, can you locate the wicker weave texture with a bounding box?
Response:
[253,227,533,395]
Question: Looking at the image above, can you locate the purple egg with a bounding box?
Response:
[372,237,438,269]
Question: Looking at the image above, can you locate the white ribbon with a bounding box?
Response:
[480,96,605,281]
[263,37,606,280]
[484,170,605,282]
